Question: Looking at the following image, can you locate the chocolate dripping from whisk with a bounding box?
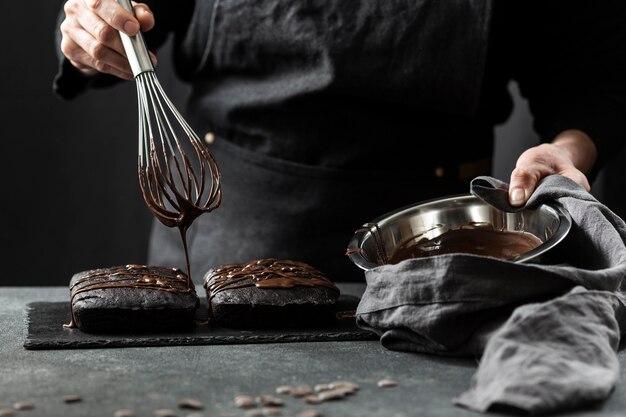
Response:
[138,142,221,288]
[136,72,222,288]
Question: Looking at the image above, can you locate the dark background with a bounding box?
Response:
[1,2,624,286]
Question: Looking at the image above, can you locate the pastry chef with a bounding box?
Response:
[54,0,626,282]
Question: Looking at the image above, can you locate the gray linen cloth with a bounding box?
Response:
[356,175,626,414]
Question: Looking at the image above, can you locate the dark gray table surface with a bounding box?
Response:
[2,285,626,417]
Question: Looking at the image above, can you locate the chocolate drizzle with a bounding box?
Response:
[205,259,339,301]
[388,223,543,263]
[138,145,221,287]
[64,264,194,329]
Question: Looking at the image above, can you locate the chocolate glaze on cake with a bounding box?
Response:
[64,264,195,330]
[388,223,543,263]
[206,259,339,299]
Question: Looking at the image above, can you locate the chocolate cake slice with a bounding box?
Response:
[66,265,199,333]
[204,258,340,328]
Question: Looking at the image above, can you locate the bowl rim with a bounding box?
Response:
[346,194,572,271]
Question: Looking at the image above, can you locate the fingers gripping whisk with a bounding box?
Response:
[136,72,221,230]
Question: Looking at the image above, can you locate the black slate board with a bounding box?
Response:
[24,296,376,350]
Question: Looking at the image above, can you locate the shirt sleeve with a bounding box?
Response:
[52,0,193,100]
[498,0,626,179]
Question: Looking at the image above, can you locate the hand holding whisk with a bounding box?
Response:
[116,0,222,285]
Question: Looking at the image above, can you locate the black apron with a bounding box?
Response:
[149,0,494,282]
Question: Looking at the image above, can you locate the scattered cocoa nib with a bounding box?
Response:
[289,386,312,398]
[178,398,205,410]
[313,384,330,393]
[13,402,34,411]
[304,395,323,405]
[319,389,349,401]
[377,379,398,388]
[62,395,82,404]
[234,394,257,409]
[256,396,284,407]
[328,381,359,391]
[275,386,293,395]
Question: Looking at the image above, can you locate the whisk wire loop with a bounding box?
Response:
[135,71,222,231]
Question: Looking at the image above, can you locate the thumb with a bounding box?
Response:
[132,2,155,32]
[508,167,540,207]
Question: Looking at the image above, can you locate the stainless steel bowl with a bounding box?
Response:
[347,194,571,271]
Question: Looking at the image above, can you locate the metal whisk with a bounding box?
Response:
[116,0,222,282]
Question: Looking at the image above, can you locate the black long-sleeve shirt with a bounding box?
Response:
[55,0,626,181]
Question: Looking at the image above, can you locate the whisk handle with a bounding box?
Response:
[116,0,154,77]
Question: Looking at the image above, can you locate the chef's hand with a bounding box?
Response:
[508,129,596,206]
[60,0,157,80]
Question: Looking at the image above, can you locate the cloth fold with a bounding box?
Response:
[356,175,626,414]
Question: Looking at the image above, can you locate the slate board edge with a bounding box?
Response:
[24,331,377,350]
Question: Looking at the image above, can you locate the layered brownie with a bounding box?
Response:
[204,259,340,328]
[66,264,198,333]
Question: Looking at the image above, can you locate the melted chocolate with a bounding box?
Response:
[64,264,193,329]
[205,259,339,300]
[138,138,221,287]
[388,223,543,263]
